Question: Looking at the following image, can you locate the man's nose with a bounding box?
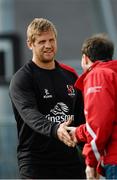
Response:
[45,41,51,48]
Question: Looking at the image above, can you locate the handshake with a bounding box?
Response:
[57,119,101,180]
[57,119,78,147]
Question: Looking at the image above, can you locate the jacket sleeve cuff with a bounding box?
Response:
[85,156,98,168]
[51,123,60,139]
[75,124,87,142]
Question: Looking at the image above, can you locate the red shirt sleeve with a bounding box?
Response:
[76,68,116,167]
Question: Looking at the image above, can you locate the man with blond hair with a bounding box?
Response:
[9,18,85,179]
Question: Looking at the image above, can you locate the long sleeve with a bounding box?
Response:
[83,69,115,166]
[9,69,58,137]
[75,124,87,142]
[75,68,116,167]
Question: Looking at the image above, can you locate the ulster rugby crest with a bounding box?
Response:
[66,85,75,96]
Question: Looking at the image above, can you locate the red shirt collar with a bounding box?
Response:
[75,61,100,91]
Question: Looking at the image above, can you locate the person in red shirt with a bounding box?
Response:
[66,33,117,179]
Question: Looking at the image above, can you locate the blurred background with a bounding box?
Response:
[0,0,117,178]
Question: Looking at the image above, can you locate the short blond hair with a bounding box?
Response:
[27,18,57,43]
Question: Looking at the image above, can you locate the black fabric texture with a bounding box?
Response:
[9,60,86,179]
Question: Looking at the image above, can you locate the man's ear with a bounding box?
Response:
[81,54,86,70]
[84,54,93,70]
[82,54,88,65]
[81,54,91,71]
[84,54,89,64]
[27,40,32,50]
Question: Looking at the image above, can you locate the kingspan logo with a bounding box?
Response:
[50,102,69,115]
[46,102,74,123]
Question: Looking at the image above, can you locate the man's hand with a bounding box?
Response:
[57,119,76,147]
[65,126,78,144]
[86,165,99,180]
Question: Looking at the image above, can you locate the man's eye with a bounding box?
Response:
[50,39,54,42]
[39,41,45,44]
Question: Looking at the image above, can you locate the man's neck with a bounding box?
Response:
[32,59,55,70]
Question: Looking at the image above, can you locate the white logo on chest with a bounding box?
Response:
[43,89,52,99]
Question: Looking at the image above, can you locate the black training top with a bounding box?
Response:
[9,60,85,168]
